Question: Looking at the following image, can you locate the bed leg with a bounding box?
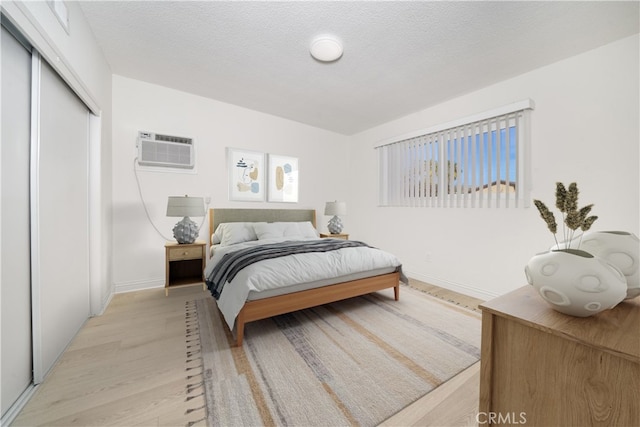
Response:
[235,310,245,347]
[394,284,400,301]
[236,326,244,347]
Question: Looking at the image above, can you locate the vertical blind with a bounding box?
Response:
[377,100,533,208]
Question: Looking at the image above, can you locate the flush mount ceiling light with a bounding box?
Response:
[310,35,343,62]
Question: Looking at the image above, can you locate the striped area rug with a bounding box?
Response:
[185,284,481,427]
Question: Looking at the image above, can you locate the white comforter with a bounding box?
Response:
[204,237,405,331]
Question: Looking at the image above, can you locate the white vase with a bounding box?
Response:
[579,231,640,299]
[553,231,640,299]
[525,249,627,317]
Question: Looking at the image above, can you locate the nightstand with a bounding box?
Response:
[320,233,349,240]
[165,241,206,296]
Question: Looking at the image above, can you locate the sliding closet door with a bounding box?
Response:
[33,58,90,380]
[1,24,33,416]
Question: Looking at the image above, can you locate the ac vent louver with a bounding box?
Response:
[136,131,195,169]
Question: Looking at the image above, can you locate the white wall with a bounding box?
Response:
[348,35,640,300]
[110,34,639,298]
[111,76,350,291]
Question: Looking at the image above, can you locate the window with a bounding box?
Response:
[377,100,534,208]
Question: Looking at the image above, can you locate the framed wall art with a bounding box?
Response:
[268,154,299,203]
[227,148,265,201]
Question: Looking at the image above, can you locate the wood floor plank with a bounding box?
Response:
[13,281,482,426]
[381,362,480,426]
[13,287,207,427]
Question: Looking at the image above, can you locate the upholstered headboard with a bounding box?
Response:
[208,208,316,240]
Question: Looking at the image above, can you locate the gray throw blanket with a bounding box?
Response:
[206,239,371,299]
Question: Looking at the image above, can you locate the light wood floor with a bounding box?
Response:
[13,281,484,427]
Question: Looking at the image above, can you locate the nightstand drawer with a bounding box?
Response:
[168,246,203,261]
[320,233,349,240]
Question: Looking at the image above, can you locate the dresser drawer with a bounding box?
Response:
[168,245,202,261]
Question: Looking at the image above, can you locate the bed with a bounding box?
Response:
[205,208,406,346]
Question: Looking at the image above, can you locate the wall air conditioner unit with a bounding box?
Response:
[136,131,195,169]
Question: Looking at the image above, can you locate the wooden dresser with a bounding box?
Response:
[479,285,639,426]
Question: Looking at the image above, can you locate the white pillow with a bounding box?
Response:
[253,222,288,240]
[253,222,319,240]
[285,222,319,239]
[213,222,258,246]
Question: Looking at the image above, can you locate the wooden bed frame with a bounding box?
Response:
[208,208,400,346]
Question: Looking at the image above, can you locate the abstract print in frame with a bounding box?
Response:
[268,154,299,203]
[227,148,265,201]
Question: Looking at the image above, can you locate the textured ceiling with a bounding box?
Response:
[78,1,639,135]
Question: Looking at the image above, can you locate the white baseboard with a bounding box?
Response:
[1,383,39,426]
[403,270,499,301]
[114,278,164,294]
[93,290,114,316]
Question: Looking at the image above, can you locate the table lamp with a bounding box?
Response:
[166,195,205,244]
[324,201,346,234]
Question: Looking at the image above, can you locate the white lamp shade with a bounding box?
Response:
[324,201,346,216]
[166,196,205,217]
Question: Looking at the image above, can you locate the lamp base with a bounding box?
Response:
[173,216,199,244]
[327,215,343,234]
